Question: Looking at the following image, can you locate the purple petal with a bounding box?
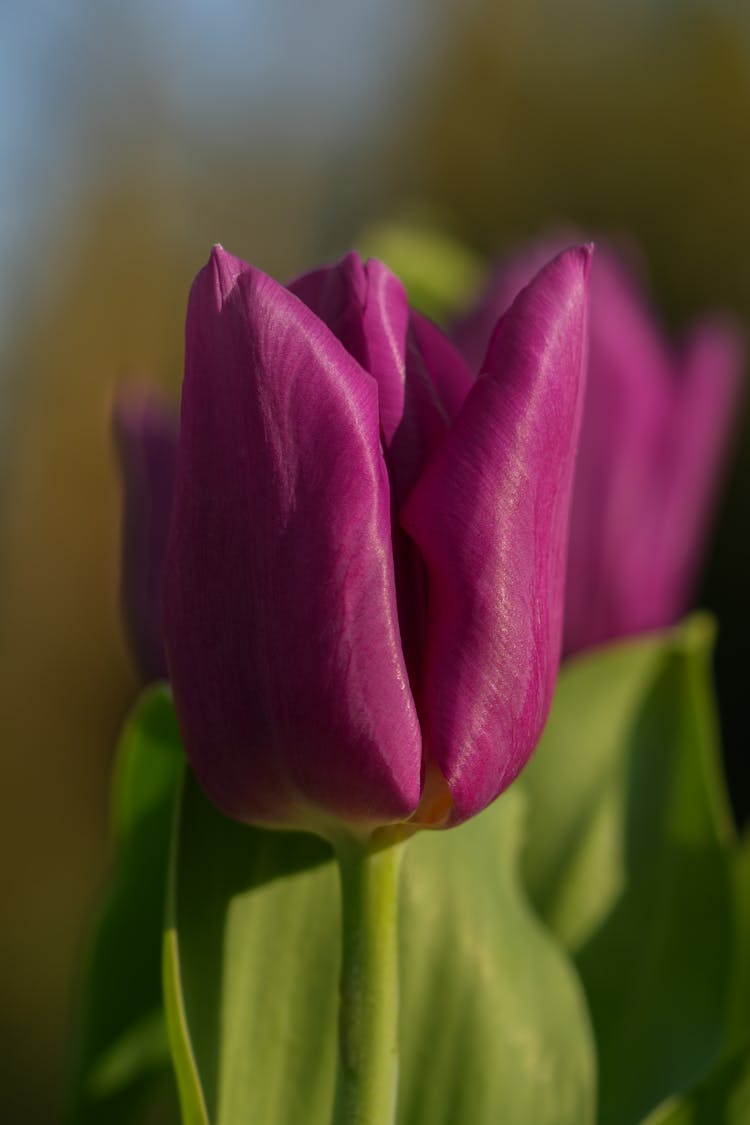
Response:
[288,253,407,448]
[402,246,591,825]
[163,247,422,830]
[289,253,449,502]
[451,232,579,372]
[289,255,456,705]
[408,310,475,422]
[113,389,178,683]
[563,253,744,654]
[659,315,744,618]
[563,247,675,653]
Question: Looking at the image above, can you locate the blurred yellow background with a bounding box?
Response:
[2,2,749,1120]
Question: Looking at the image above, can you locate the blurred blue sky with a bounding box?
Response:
[3,0,747,346]
[0,0,458,340]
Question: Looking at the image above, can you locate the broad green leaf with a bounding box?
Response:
[641,1047,750,1125]
[521,618,736,1125]
[725,829,750,1055]
[398,787,595,1125]
[65,686,182,1125]
[521,633,665,948]
[163,777,337,1125]
[642,832,750,1124]
[356,219,485,322]
[166,771,595,1125]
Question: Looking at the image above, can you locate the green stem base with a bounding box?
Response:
[332,835,406,1125]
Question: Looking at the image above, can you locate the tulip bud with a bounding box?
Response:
[453,237,744,657]
[162,244,590,834]
[114,389,178,683]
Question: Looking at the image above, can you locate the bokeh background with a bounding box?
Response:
[2,1,749,1121]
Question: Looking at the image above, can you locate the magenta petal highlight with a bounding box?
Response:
[451,233,578,372]
[402,247,591,824]
[163,247,422,830]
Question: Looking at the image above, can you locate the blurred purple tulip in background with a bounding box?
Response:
[114,389,178,683]
[454,237,744,657]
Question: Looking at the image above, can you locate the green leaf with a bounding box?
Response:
[520,618,736,1125]
[398,788,595,1125]
[166,771,596,1124]
[640,1047,750,1125]
[521,633,665,949]
[642,831,750,1124]
[163,777,336,1125]
[725,829,750,1055]
[356,219,485,322]
[65,685,183,1125]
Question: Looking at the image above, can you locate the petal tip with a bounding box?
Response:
[204,243,247,303]
[581,240,595,273]
[563,241,594,285]
[520,243,594,315]
[546,242,594,319]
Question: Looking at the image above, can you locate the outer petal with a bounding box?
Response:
[163,247,422,831]
[113,389,178,683]
[402,247,591,824]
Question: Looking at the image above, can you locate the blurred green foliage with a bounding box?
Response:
[522,618,736,1123]
[3,1,750,1120]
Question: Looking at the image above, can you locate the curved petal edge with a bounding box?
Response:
[403,246,592,824]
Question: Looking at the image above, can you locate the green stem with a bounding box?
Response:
[332,834,406,1125]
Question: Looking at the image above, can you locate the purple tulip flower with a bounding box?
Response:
[162,244,590,833]
[454,237,744,657]
[114,389,178,683]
